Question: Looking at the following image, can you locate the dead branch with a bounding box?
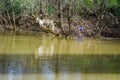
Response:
[39,26,60,36]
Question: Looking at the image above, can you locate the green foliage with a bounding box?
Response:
[1,0,120,17]
[4,0,21,15]
[12,0,21,15]
[116,0,120,4]
[114,6,120,16]
[106,0,120,16]
[0,5,2,10]
[107,0,118,8]
[48,6,55,14]
[83,0,94,8]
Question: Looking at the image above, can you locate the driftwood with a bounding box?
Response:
[39,26,60,36]
[32,15,60,36]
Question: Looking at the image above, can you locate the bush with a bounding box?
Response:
[48,6,55,14]
[0,5,2,11]
[4,0,21,15]
[106,0,120,16]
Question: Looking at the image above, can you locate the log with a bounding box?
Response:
[32,15,60,36]
[39,26,60,36]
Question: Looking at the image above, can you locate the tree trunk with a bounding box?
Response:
[10,0,16,31]
[68,0,72,35]
[58,0,64,34]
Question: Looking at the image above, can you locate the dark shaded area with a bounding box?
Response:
[0,54,120,74]
[101,28,120,38]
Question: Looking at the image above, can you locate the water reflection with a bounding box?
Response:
[0,54,120,80]
[0,54,120,74]
[40,60,55,80]
[35,36,54,58]
[0,33,120,54]
[0,33,120,80]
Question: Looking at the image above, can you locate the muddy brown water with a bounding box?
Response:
[0,32,120,80]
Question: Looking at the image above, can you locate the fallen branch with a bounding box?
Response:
[39,26,60,36]
[0,15,8,25]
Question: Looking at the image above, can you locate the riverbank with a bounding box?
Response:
[0,16,120,39]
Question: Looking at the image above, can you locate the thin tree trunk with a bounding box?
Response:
[10,0,16,31]
[99,0,108,13]
[58,0,64,34]
[68,0,72,35]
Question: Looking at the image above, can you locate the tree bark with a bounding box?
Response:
[58,0,64,34]
[10,0,16,31]
[68,0,72,35]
